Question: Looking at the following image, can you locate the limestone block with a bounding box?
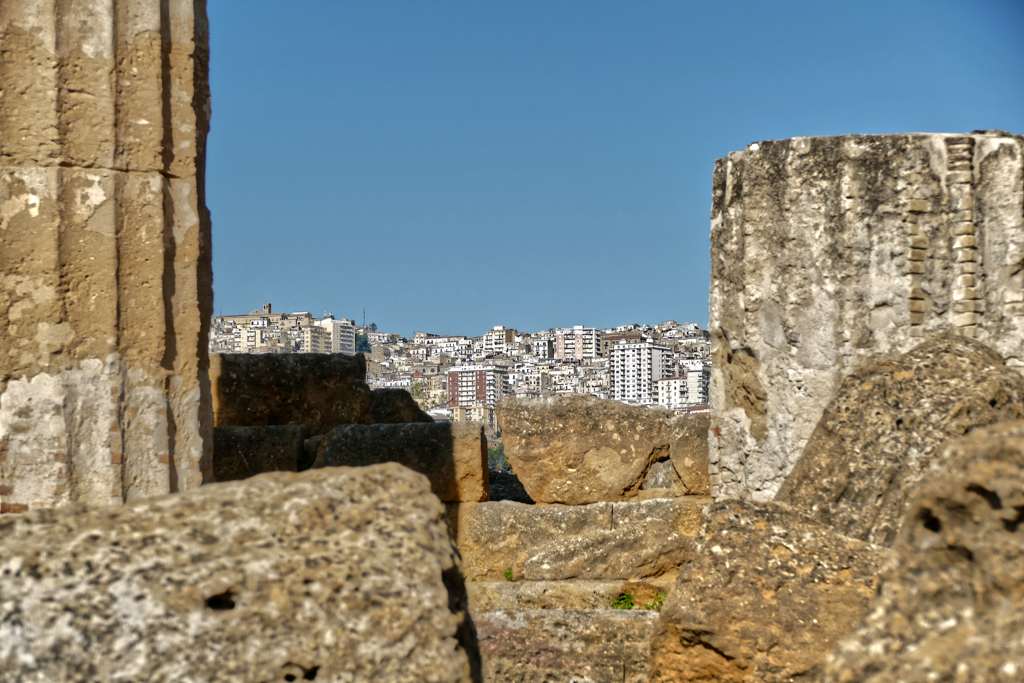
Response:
[814,421,1024,682]
[212,425,307,482]
[497,395,709,504]
[0,0,213,512]
[0,464,477,682]
[476,610,658,683]
[648,500,889,683]
[367,387,434,424]
[776,335,1024,546]
[312,422,489,502]
[447,497,709,581]
[709,132,1024,502]
[466,579,672,612]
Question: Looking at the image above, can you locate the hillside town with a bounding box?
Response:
[209,304,711,426]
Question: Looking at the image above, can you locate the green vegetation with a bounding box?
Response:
[610,593,635,610]
[644,592,667,612]
[355,333,371,353]
[504,568,514,582]
[488,443,509,472]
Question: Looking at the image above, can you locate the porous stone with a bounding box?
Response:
[814,420,1024,682]
[212,425,307,482]
[496,395,709,504]
[466,579,672,612]
[312,421,489,503]
[447,497,708,581]
[475,609,658,683]
[776,334,1024,546]
[0,463,477,682]
[368,388,434,424]
[649,500,889,683]
[0,0,213,512]
[709,132,1024,502]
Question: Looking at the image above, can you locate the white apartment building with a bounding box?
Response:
[483,326,516,356]
[684,361,711,405]
[654,376,688,409]
[318,317,357,355]
[609,341,673,405]
[555,326,602,360]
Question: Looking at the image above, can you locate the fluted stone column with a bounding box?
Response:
[0,0,213,512]
[708,132,1024,502]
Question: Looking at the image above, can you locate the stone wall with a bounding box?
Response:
[0,1,213,512]
[709,131,1024,501]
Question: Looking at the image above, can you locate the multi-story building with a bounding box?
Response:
[301,325,330,354]
[609,341,673,405]
[447,365,509,409]
[683,360,711,406]
[654,376,688,409]
[555,326,602,360]
[484,326,516,356]
[318,316,357,355]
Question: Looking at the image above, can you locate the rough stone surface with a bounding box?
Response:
[649,500,889,683]
[0,463,478,682]
[0,0,214,512]
[212,425,307,482]
[368,388,434,424]
[776,334,1024,546]
[709,132,1024,502]
[466,579,672,612]
[497,395,710,504]
[814,420,1024,683]
[312,421,489,503]
[447,497,708,581]
[475,609,657,683]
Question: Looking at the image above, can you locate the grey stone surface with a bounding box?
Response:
[776,334,1024,545]
[475,609,658,683]
[709,132,1024,502]
[312,421,489,502]
[447,497,708,581]
[466,579,672,612]
[0,463,478,683]
[212,425,307,482]
[814,420,1024,683]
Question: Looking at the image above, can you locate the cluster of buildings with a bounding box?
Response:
[209,307,711,428]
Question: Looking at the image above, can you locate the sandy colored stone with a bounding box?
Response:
[0,0,213,512]
[212,425,307,482]
[709,132,1024,502]
[496,395,709,504]
[447,497,708,581]
[776,334,1024,546]
[368,388,434,424]
[466,579,672,612]
[0,463,477,682]
[814,420,1024,683]
[649,500,889,683]
[476,609,658,683]
[312,421,489,503]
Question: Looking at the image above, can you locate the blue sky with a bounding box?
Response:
[206,0,1024,337]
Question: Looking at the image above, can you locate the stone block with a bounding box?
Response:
[947,170,973,183]
[907,247,927,261]
[312,422,489,502]
[959,261,979,273]
[466,579,672,612]
[476,610,657,683]
[0,464,477,682]
[212,425,306,482]
[910,312,926,325]
[953,311,981,326]
[1004,289,1024,303]
[908,235,929,249]
[954,300,985,313]
[953,234,977,249]
[649,500,889,683]
[1005,303,1024,316]
[951,194,973,210]
[906,261,926,274]
[952,220,975,235]
[908,299,927,313]
[955,273,977,287]
[908,199,930,213]
[775,335,1024,545]
[447,497,709,581]
[908,286,926,299]
[951,209,974,223]
[497,395,709,504]
[956,248,978,262]
[814,421,1024,682]
[953,286,981,300]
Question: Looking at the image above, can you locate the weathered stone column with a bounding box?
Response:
[708,132,1024,501]
[0,0,213,512]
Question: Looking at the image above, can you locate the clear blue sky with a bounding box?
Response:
[206,0,1024,338]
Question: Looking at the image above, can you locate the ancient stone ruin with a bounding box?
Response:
[709,131,1024,501]
[4,6,1024,680]
[0,0,213,512]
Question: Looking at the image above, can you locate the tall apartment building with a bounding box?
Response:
[555,325,602,360]
[654,376,688,409]
[484,326,516,356]
[683,361,711,405]
[609,341,673,405]
[447,365,510,408]
[301,325,330,354]
[318,316,357,355]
